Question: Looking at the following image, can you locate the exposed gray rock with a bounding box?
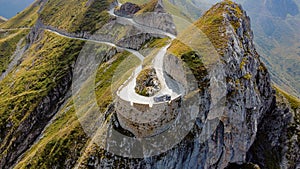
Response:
[114,2,141,18]
[0,38,26,81]
[133,0,177,35]
[84,2,290,169]
[133,12,177,35]
[247,93,300,169]
[117,33,164,50]
[91,18,166,50]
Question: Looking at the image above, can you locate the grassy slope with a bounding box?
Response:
[0,29,29,73]
[14,50,140,169]
[121,0,193,22]
[0,0,165,167]
[194,0,243,54]
[14,36,169,167]
[40,0,113,34]
[0,31,85,160]
[275,86,300,112]
[168,0,242,60]
[136,0,158,14]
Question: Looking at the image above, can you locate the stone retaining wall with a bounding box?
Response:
[115,96,182,137]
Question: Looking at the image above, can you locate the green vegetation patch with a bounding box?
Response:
[0,31,84,157]
[121,0,192,21]
[181,51,207,86]
[40,0,112,33]
[135,67,160,96]
[95,51,140,109]
[169,39,192,57]
[15,50,140,169]
[193,0,243,55]
[275,86,300,111]
[136,0,158,15]
[0,29,29,73]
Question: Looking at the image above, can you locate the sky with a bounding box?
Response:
[0,0,35,18]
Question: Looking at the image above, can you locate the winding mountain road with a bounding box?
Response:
[110,2,182,105]
[0,3,182,106]
[108,7,176,40]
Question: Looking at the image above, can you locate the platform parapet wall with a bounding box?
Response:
[115,96,182,137]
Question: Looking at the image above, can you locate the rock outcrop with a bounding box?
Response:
[247,90,300,169]
[114,2,141,18]
[133,0,177,35]
[135,68,161,96]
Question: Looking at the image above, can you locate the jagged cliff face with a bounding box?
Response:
[0,0,299,169]
[186,0,300,100]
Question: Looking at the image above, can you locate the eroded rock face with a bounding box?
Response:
[247,93,300,169]
[133,13,177,35]
[133,0,177,35]
[114,2,141,18]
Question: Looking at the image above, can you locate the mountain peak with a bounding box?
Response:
[194,0,252,55]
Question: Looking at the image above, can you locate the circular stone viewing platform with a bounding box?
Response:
[115,53,190,138]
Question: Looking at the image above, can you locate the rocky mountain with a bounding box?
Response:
[181,0,300,99]
[0,0,299,169]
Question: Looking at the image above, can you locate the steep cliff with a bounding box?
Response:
[176,0,300,103]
